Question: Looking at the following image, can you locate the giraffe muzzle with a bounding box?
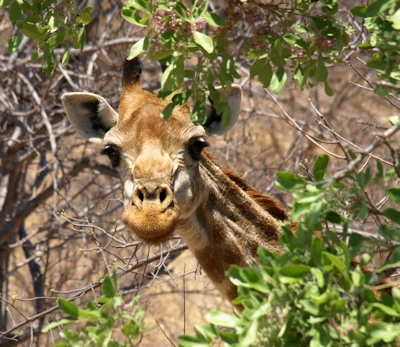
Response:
[131,184,173,212]
[122,183,178,244]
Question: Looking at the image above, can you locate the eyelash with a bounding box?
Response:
[189,138,209,161]
[101,145,120,167]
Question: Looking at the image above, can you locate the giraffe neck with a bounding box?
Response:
[176,152,285,302]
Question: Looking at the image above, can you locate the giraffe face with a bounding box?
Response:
[103,102,208,244]
[62,58,241,244]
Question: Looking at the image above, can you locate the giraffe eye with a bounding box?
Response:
[189,138,209,161]
[101,145,120,167]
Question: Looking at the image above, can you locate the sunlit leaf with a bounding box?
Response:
[58,299,79,319]
[206,311,239,328]
[127,37,145,60]
[193,31,214,53]
[102,275,116,298]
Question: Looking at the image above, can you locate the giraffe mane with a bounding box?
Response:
[203,151,288,222]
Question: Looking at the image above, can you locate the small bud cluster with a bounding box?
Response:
[288,46,305,58]
[148,9,209,56]
[153,10,206,38]
[250,8,263,23]
[315,34,336,50]
[153,10,180,36]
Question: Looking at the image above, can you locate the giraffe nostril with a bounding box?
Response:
[138,190,144,201]
[159,188,167,203]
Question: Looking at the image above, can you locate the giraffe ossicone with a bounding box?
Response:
[62,58,287,302]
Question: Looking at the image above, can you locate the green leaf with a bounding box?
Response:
[202,11,226,27]
[127,37,145,60]
[61,46,70,69]
[304,201,322,230]
[299,299,320,315]
[77,7,93,26]
[102,275,116,297]
[294,65,306,89]
[324,81,334,96]
[389,115,400,125]
[58,299,79,319]
[313,154,329,181]
[364,0,393,17]
[86,300,98,310]
[324,252,347,274]
[270,66,287,93]
[241,319,258,345]
[390,8,400,30]
[239,268,269,293]
[324,211,342,224]
[10,1,22,21]
[311,237,323,265]
[387,188,400,204]
[46,33,65,50]
[193,31,214,53]
[315,55,328,83]
[121,8,149,27]
[41,319,76,333]
[371,303,400,317]
[193,0,209,19]
[250,57,266,77]
[17,22,43,40]
[73,27,86,52]
[351,6,368,18]
[161,56,184,93]
[8,35,23,53]
[128,0,151,14]
[161,103,175,120]
[179,334,211,346]
[385,167,396,182]
[279,264,310,278]
[259,63,273,89]
[276,172,307,190]
[192,101,207,125]
[392,287,400,308]
[382,208,400,224]
[112,267,118,289]
[205,311,239,328]
[355,201,368,221]
[283,33,301,45]
[348,233,364,258]
[312,268,325,287]
[122,320,142,339]
[294,25,308,33]
[174,2,191,21]
[77,308,101,322]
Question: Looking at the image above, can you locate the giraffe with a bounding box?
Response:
[62,58,287,302]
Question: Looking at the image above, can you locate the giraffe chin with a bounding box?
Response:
[122,205,178,244]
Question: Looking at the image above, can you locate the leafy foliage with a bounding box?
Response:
[179,156,400,346]
[120,0,400,124]
[4,0,400,120]
[351,0,400,97]
[42,269,145,347]
[1,0,92,75]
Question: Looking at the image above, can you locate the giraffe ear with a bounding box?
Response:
[61,92,118,144]
[203,84,242,136]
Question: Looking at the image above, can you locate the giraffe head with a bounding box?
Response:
[62,58,241,244]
